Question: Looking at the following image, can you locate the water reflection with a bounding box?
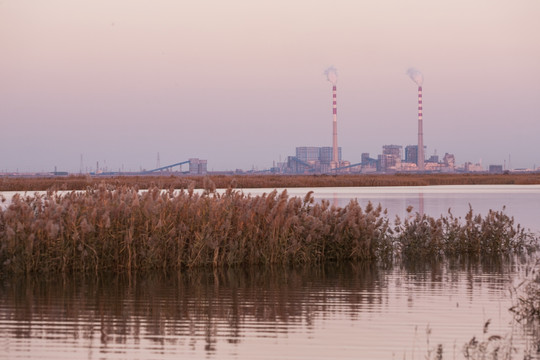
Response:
[419,191,424,216]
[1,260,537,359]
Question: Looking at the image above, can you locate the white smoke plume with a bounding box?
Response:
[407,68,423,86]
[325,66,338,85]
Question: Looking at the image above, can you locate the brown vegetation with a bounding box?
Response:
[1,172,540,191]
[510,261,540,324]
[0,184,536,274]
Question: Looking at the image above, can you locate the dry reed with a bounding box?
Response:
[0,184,537,274]
[2,172,540,191]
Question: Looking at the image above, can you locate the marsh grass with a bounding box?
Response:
[2,172,540,191]
[0,184,537,274]
[395,205,532,260]
[507,261,540,357]
[460,320,516,360]
[416,319,531,360]
[511,264,540,322]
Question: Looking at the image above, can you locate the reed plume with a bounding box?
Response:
[0,184,537,274]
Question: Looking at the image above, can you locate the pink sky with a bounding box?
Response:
[1,0,539,172]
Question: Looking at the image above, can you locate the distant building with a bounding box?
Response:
[382,145,402,159]
[378,145,402,172]
[443,153,455,169]
[378,153,401,172]
[189,158,207,175]
[489,165,503,174]
[319,146,342,163]
[405,145,418,165]
[464,162,483,172]
[286,156,312,174]
[361,153,371,165]
[425,162,442,171]
[286,146,343,174]
[296,147,320,162]
[400,162,418,171]
[361,153,378,173]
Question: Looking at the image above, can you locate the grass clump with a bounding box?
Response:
[395,205,533,260]
[510,263,540,355]
[0,184,537,274]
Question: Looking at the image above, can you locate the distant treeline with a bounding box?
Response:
[0,184,536,274]
[1,173,540,191]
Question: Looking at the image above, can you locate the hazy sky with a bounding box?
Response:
[1,0,539,172]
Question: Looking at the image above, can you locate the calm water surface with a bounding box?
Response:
[1,185,540,359]
[1,263,537,360]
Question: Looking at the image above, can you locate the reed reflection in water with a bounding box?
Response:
[0,261,536,360]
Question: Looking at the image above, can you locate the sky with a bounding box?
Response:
[1,0,539,173]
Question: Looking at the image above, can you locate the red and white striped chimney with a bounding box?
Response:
[332,85,338,166]
[417,86,424,171]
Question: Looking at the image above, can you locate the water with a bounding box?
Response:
[1,185,540,359]
[0,263,536,360]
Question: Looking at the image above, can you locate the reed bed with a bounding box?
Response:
[2,172,540,191]
[0,184,537,274]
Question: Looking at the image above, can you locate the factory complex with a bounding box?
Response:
[271,67,477,175]
[268,67,523,175]
[277,145,457,175]
[3,67,537,178]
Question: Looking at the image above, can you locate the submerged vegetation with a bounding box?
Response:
[1,172,540,191]
[0,183,537,274]
[510,262,540,353]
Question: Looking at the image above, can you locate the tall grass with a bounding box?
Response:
[0,184,537,274]
[510,261,540,347]
[2,172,540,191]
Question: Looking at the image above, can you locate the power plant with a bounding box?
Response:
[19,66,532,177]
[156,67,508,175]
[280,66,464,175]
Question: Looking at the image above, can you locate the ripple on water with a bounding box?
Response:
[0,261,538,360]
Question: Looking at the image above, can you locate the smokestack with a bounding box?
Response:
[325,66,339,168]
[407,68,424,171]
[332,84,338,165]
[417,85,424,171]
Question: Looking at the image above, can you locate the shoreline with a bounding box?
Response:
[2,173,540,192]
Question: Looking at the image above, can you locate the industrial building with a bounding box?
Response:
[286,146,344,174]
[442,153,455,170]
[376,145,402,172]
[383,145,402,159]
[320,147,342,164]
[489,165,503,174]
[405,145,418,165]
[356,145,457,174]
[296,147,321,162]
[188,158,207,175]
[360,153,378,173]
